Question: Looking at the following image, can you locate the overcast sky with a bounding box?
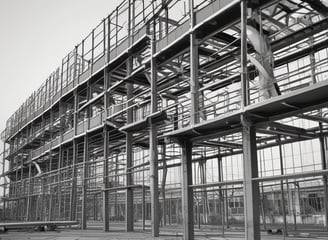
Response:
[0,0,122,152]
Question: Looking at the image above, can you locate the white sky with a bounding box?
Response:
[0,0,122,152]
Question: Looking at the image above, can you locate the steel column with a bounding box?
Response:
[149,22,160,237]
[69,140,77,221]
[58,101,64,220]
[70,88,79,221]
[142,150,146,231]
[181,140,194,240]
[241,0,249,108]
[125,134,134,231]
[125,59,134,232]
[161,143,167,226]
[103,126,110,231]
[2,142,6,220]
[58,146,63,220]
[103,68,110,232]
[82,134,88,229]
[49,150,53,221]
[126,4,134,229]
[218,154,225,237]
[26,161,32,221]
[278,135,288,236]
[189,0,199,125]
[242,116,260,240]
[319,123,328,230]
[241,2,260,238]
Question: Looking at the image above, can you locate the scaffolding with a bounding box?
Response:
[2,0,328,239]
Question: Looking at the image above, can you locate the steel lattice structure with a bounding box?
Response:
[2,0,328,239]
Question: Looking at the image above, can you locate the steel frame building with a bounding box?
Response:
[2,0,328,239]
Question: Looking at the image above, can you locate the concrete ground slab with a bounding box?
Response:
[1,228,328,240]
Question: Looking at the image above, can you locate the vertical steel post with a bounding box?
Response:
[59,101,64,143]
[161,143,167,226]
[240,3,260,238]
[82,134,88,229]
[125,61,134,232]
[2,142,6,220]
[278,135,288,236]
[241,0,249,109]
[218,154,225,237]
[103,68,110,232]
[87,82,91,131]
[103,19,106,58]
[81,40,85,71]
[125,3,134,226]
[149,22,160,236]
[69,140,77,221]
[241,116,260,240]
[20,152,25,220]
[189,0,199,125]
[73,46,78,87]
[91,30,95,74]
[40,177,45,220]
[58,146,63,220]
[258,150,267,230]
[14,147,19,219]
[49,150,53,221]
[70,87,79,221]
[131,0,135,43]
[48,106,54,222]
[164,2,169,36]
[26,162,32,221]
[125,131,134,231]
[115,7,119,48]
[107,15,111,64]
[66,54,70,85]
[103,125,110,231]
[126,3,134,230]
[310,37,316,84]
[142,150,146,231]
[181,140,194,240]
[60,60,64,97]
[319,123,328,230]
